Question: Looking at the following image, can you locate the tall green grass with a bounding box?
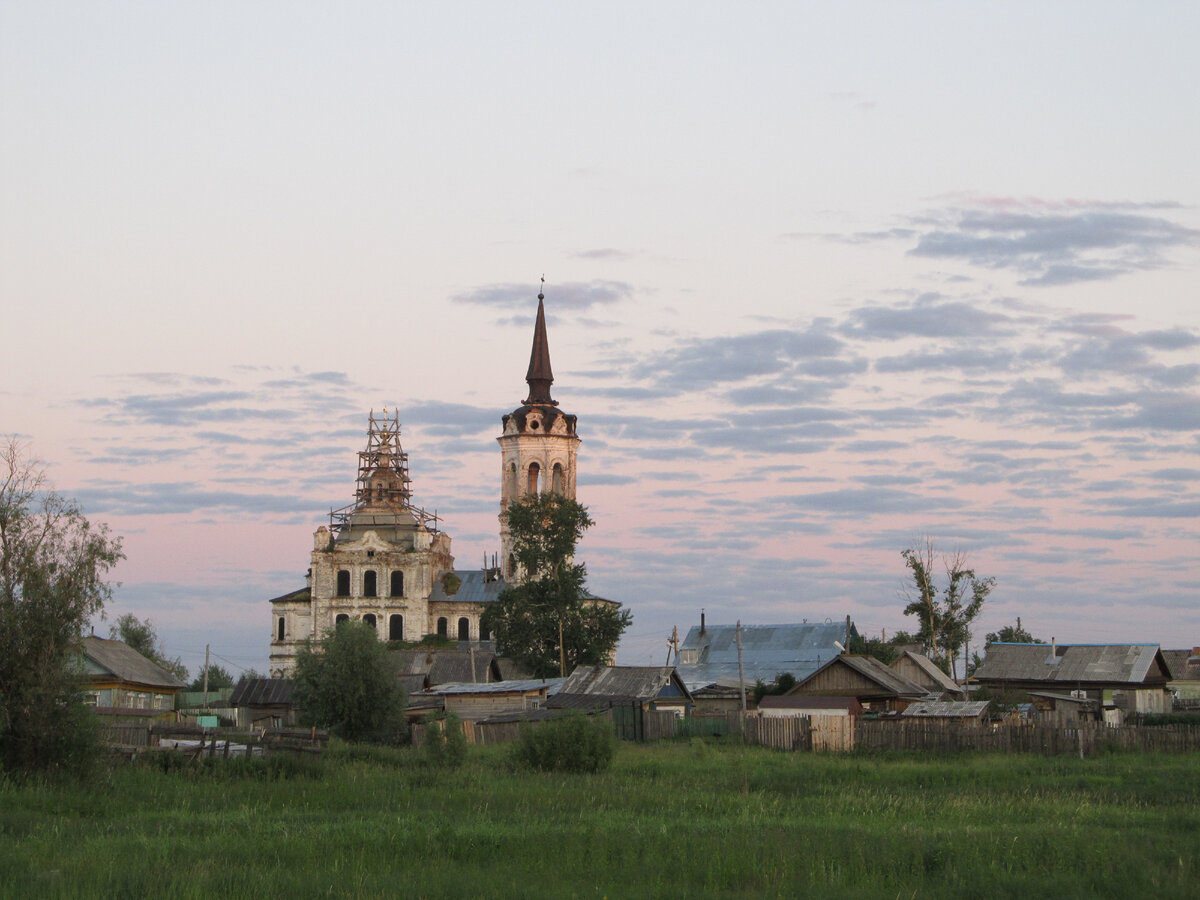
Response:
[1,742,1196,898]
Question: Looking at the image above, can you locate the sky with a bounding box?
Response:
[2,2,1198,678]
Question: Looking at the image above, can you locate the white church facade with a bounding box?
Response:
[268,290,582,677]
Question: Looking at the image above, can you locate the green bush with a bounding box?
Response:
[512,713,614,773]
[423,713,467,769]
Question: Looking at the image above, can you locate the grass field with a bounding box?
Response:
[2,740,1197,898]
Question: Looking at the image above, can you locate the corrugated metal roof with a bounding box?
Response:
[229,678,294,707]
[903,700,989,718]
[82,637,187,689]
[432,678,565,696]
[975,643,1165,685]
[678,621,853,691]
[558,665,691,703]
[429,569,508,605]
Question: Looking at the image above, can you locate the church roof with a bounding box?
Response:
[524,291,556,405]
[429,569,508,604]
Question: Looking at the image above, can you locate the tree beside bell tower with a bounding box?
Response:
[498,287,580,582]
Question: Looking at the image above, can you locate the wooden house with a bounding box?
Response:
[81,636,185,724]
[890,651,962,698]
[549,665,694,716]
[1027,691,1095,726]
[974,643,1172,721]
[785,655,926,713]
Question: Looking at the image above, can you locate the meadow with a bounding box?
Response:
[1,740,1197,899]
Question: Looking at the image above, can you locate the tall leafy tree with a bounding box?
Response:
[0,441,124,775]
[292,620,405,743]
[188,664,235,693]
[483,492,631,678]
[109,613,189,683]
[901,538,995,680]
[986,620,1044,646]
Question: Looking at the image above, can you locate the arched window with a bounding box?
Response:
[276,617,285,642]
[527,462,540,494]
[336,570,351,597]
[507,463,518,502]
[457,617,470,641]
[480,620,491,641]
[389,614,404,641]
[364,570,377,597]
[390,570,404,597]
[552,463,564,494]
[437,617,448,638]
[335,613,349,626]
[363,613,377,630]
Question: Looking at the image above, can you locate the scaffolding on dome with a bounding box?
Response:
[328,409,440,538]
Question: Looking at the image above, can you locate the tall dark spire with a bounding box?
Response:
[523,282,556,406]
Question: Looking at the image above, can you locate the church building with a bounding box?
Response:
[268,289,581,676]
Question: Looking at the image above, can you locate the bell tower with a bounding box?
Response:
[498,285,580,581]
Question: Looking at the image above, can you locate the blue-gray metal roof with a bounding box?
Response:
[677,621,856,690]
[429,569,508,604]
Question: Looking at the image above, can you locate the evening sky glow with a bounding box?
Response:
[2,3,1198,676]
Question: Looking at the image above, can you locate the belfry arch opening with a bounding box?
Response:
[527,462,540,494]
[552,463,564,494]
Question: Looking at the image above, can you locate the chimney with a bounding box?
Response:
[1046,636,1059,666]
[700,609,706,636]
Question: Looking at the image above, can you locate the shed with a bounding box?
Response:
[550,665,693,715]
[901,700,989,723]
[432,678,563,720]
[757,695,863,718]
[1027,691,1096,726]
[229,678,298,730]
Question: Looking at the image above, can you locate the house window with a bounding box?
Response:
[363,613,377,630]
[336,613,349,626]
[390,570,404,597]
[389,614,404,641]
[437,617,448,638]
[458,617,470,641]
[336,570,351,597]
[364,570,378,597]
[277,617,285,642]
[527,462,540,494]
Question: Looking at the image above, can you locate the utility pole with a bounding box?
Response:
[665,625,679,667]
[845,615,851,653]
[736,620,746,713]
[202,643,210,710]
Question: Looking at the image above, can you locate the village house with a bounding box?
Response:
[1162,647,1200,705]
[229,678,299,731]
[889,650,963,698]
[973,642,1172,722]
[81,636,185,724]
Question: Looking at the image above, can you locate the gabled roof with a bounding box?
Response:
[268,586,310,605]
[392,647,497,686]
[902,700,989,719]
[229,678,294,707]
[891,650,961,693]
[974,643,1168,686]
[677,621,855,690]
[82,637,186,690]
[1162,649,1200,682]
[428,569,508,605]
[555,665,693,704]
[788,655,927,699]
